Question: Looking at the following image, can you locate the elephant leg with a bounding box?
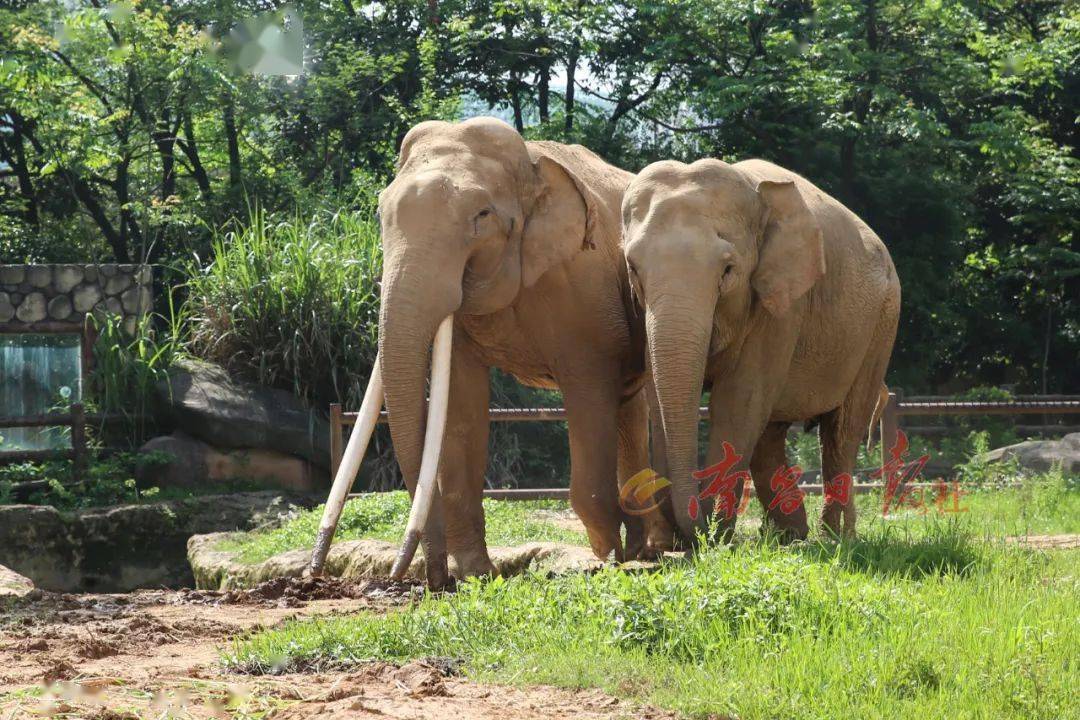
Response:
[438,335,497,578]
[820,314,898,538]
[750,422,809,543]
[564,376,625,563]
[617,388,674,559]
[702,322,799,542]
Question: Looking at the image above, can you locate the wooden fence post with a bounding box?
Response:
[329,403,343,482]
[880,392,899,474]
[70,402,86,484]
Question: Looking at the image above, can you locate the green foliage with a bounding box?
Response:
[1,1,1077,393]
[0,451,274,510]
[215,491,586,565]
[0,452,164,510]
[224,520,1079,718]
[184,207,383,411]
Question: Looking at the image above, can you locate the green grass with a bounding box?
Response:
[224,473,1079,719]
[225,528,1078,719]
[749,469,1080,538]
[215,491,588,564]
[216,471,1078,565]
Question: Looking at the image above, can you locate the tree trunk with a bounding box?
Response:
[74,178,128,262]
[179,112,212,199]
[510,78,524,132]
[152,109,177,200]
[538,66,550,123]
[564,37,579,134]
[0,117,39,226]
[223,97,242,192]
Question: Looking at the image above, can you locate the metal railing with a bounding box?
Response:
[329,395,1080,497]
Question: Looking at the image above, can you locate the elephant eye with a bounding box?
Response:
[476,208,492,219]
[719,263,736,293]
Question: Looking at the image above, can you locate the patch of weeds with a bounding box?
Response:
[890,656,943,699]
[0,452,272,510]
[796,521,985,578]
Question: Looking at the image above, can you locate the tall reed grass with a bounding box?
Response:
[89,300,186,448]
[185,208,383,411]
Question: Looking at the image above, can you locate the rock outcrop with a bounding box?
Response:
[0,564,35,598]
[188,534,612,591]
[978,433,1080,475]
[155,359,331,470]
[137,432,326,492]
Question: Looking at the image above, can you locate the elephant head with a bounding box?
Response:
[376,117,599,557]
[621,159,825,539]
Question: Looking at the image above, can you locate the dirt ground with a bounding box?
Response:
[0,577,677,720]
[1006,533,1080,550]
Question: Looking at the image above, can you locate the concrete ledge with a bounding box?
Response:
[0,492,316,592]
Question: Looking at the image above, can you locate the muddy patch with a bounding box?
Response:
[0,576,416,691]
[0,575,679,720]
[175,575,424,609]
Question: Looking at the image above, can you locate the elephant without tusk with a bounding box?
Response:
[622,157,901,543]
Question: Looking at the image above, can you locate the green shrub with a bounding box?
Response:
[185,207,383,411]
[0,453,162,509]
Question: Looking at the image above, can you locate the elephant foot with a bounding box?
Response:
[450,547,498,580]
[761,511,809,545]
[760,520,809,545]
[425,551,453,590]
[820,504,845,540]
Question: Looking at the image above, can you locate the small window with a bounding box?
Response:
[0,333,83,450]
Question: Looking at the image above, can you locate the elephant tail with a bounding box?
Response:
[867,384,891,451]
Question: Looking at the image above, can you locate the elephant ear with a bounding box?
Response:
[751,179,826,317]
[521,154,598,288]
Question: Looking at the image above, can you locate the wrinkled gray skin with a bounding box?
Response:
[377,117,673,587]
[623,158,900,541]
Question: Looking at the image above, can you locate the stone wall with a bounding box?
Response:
[0,264,152,333]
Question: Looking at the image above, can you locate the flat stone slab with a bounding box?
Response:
[188,534,613,590]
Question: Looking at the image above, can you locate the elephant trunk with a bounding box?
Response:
[378,246,462,574]
[646,294,715,541]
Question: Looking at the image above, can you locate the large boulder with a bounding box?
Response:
[978,433,1080,475]
[0,492,316,592]
[156,359,331,470]
[0,564,34,598]
[137,432,326,492]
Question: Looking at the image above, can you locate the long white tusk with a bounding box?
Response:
[309,355,384,576]
[390,314,454,580]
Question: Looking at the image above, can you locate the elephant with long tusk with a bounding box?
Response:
[311,117,675,587]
